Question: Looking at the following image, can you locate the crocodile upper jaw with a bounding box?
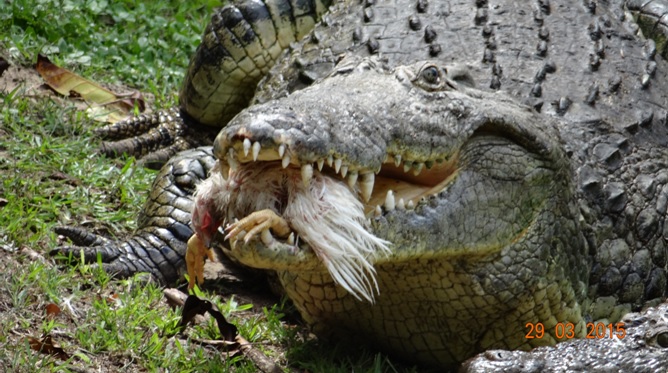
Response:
[219,139,461,215]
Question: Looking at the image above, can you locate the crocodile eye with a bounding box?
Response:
[421,66,440,84]
[657,332,668,348]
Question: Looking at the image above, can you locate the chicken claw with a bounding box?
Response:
[225,209,291,244]
[186,234,215,289]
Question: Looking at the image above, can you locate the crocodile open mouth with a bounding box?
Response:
[221,138,460,216]
[192,137,460,302]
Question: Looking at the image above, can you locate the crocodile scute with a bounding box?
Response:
[54,0,668,370]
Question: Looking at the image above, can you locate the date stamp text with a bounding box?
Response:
[525,322,626,339]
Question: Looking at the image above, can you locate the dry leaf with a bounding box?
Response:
[27,334,70,360]
[106,292,120,303]
[180,295,238,343]
[35,54,144,123]
[166,291,281,372]
[95,292,120,305]
[45,303,61,319]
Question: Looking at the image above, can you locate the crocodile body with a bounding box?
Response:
[56,0,668,369]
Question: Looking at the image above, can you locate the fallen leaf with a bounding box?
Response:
[95,291,121,306]
[45,303,61,319]
[209,306,238,342]
[48,171,82,187]
[167,291,281,372]
[180,295,238,342]
[35,54,144,123]
[104,292,120,304]
[27,335,70,360]
[179,294,212,328]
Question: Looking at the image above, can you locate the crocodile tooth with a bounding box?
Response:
[278,144,286,158]
[413,162,424,176]
[374,205,382,217]
[394,154,402,167]
[385,190,395,211]
[397,198,406,210]
[301,164,313,187]
[252,141,261,161]
[347,171,358,188]
[403,161,413,173]
[228,149,239,171]
[317,158,324,171]
[334,158,343,173]
[260,229,274,246]
[359,172,375,202]
[287,232,295,245]
[341,165,348,178]
[327,155,334,167]
[219,162,230,180]
[243,138,251,157]
[406,200,415,209]
[282,154,291,168]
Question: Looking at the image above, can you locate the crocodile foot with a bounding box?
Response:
[52,226,184,285]
[52,148,218,287]
[97,108,217,169]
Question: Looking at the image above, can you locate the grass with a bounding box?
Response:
[0,1,420,372]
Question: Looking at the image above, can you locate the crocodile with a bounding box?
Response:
[54,0,668,369]
[460,302,668,372]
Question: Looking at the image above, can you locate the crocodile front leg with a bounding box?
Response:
[100,0,333,166]
[96,108,218,169]
[52,147,216,284]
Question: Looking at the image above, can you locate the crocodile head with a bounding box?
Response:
[196,56,590,362]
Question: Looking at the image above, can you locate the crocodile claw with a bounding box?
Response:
[97,108,217,169]
[52,226,183,285]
